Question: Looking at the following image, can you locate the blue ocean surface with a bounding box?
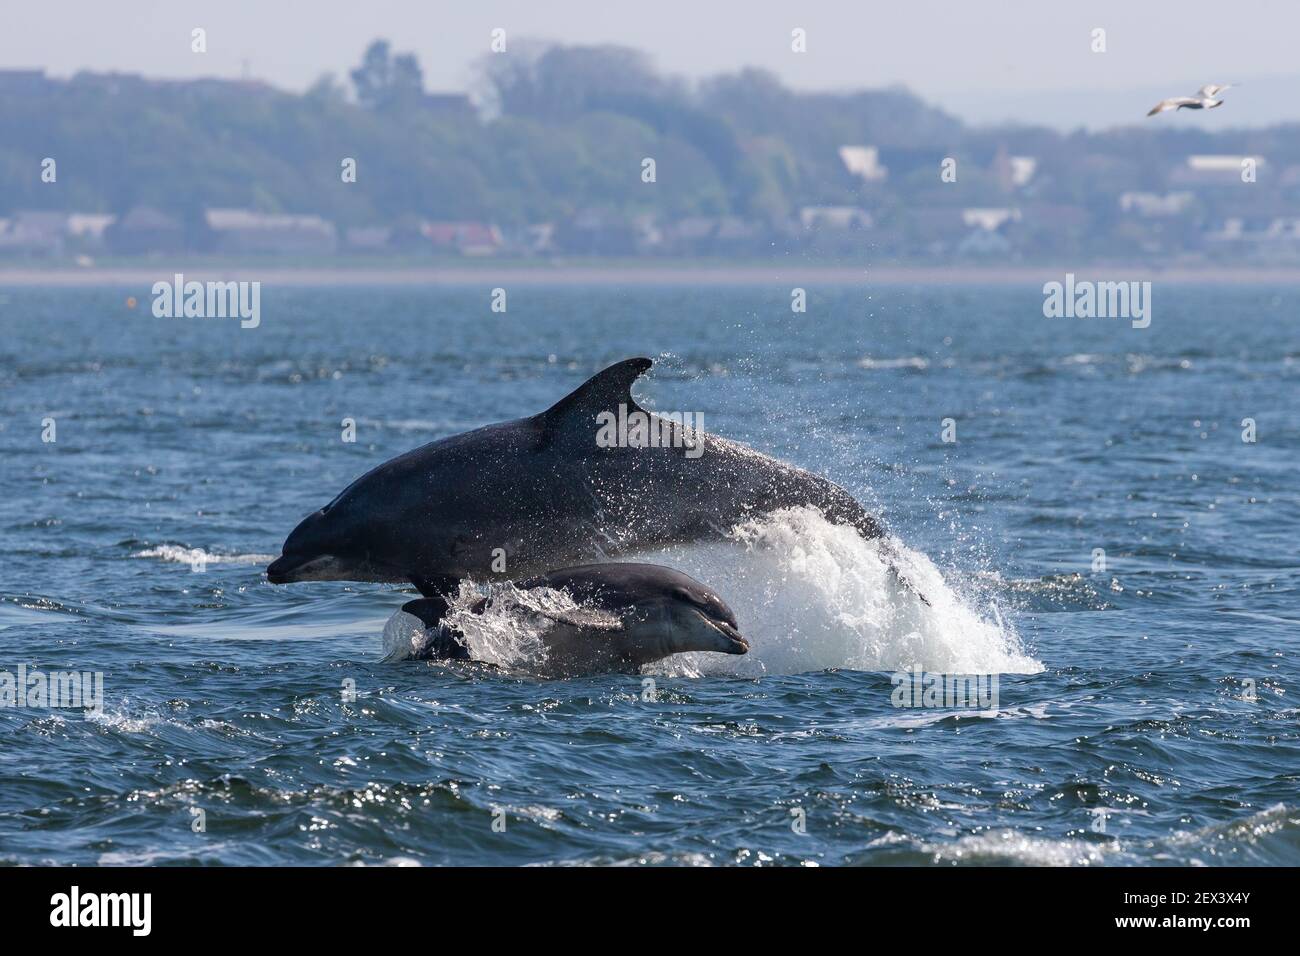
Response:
[0,282,1296,865]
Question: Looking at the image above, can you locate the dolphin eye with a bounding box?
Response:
[698,591,735,625]
[673,586,718,613]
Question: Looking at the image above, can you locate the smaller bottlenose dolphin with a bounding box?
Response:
[383,563,748,677]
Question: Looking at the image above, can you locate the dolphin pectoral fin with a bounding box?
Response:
[888,563,932,607]
[538,357,654,436]
[819,499,928,603]
[821,495,887,540]
[873,535,931,607]
[411,574,461,598]
[536,608,622,632]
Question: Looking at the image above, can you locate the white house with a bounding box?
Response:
[800,206,874,230]
[961,208,1021,231]
[838,146,888,182]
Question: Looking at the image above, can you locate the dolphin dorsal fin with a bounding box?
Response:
[540,357,652,432]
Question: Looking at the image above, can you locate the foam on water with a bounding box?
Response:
[891,803,1298,867]
[134,545,275,566]
[635,507,1040,676]
[381,507,1040,677]
[857,355,931,370]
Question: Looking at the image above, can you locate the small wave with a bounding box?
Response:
[347,856,425,867]
[0,600,78,630]
[87,705,165,734]
[887,803,1297,866]
[134,545,275,567]
[1060,353,1105,366]
[356,416,445,433]
[918,830,1118,866]
[979,571,1108,608]
[857,355,930,371]
[1159,802,1299,865]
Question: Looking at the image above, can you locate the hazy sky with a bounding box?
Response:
[5,0,1300,129]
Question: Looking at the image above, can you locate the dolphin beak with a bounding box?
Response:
[266,553,311,584]
[705,615,749,654]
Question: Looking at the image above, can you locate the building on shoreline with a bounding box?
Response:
[205,209,338,255]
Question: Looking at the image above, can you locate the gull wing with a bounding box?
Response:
[1148,97,1197,116]
[1198,83,1232,98]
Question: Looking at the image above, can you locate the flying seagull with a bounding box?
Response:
[1147,84,1234,117]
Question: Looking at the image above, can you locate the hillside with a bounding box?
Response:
[3,40,1300,261]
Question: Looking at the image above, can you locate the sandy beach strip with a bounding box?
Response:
[4,264,1300,287]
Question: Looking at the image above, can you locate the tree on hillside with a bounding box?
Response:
[350,39,424,111]
[478,43,666,118]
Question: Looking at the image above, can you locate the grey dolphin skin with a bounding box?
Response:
[391,562,748,676]
[267,357,921,600]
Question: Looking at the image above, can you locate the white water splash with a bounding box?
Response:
[380,611,432,663]
[634,506,1040,677]
[382,507,1040,678]
[381,581,620,670]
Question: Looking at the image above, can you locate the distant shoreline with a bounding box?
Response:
[4,264,1300,286]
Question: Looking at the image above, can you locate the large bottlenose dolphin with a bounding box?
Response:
[267,357,920,599]
[384,562,748,676]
